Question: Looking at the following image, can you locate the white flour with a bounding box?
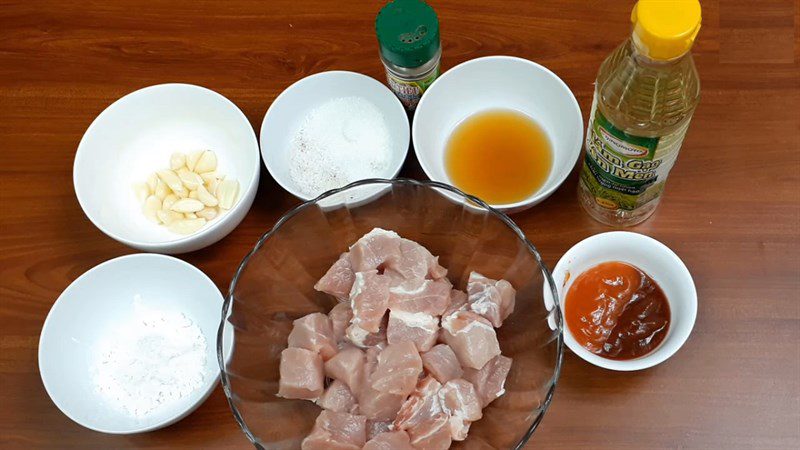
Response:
[90,297,208,418]
[289,96,392,197]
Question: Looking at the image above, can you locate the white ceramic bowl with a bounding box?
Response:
[74,84,260,254]
[39,254,231,434]
[545,232,697,371]
[260,71,410,201]
[413,56,583,213]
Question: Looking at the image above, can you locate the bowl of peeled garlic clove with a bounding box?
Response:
[73,83,260,254]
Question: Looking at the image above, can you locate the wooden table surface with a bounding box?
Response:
[1,0,798,448]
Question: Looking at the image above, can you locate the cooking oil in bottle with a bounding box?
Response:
[578,0,702,226]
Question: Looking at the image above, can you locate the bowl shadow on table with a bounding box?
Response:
[219,180,563,449]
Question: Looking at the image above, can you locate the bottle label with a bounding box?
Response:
[386,66,439,111]
[580,108,665,211]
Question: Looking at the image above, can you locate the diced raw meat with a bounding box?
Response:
[314,253,355,301]
[370,341,423,397]
[443,289,469,319]
[462,354,513,408]
[324,346,365,392]
[345,315,388,349]
[386,310,439,352]
[438,379,483,441]
[363,430,414,450]
[278,347,324,400]
[421,344,463,384]
[366,420,393,440]
[349,270,390,333]
[358,347,405,420]
[394,376,443,431]
[348,228,402,272]
[467,272,516,328]
[388,278,451,315]
[316,380,357,413]
[441,311,501,370]
[391,238,448,281]
[407,413,452,450]
[328,302,353,344]
[301,410,366,450]
[288,312,338,360]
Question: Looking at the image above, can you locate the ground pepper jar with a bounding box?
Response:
[375,0,441,111]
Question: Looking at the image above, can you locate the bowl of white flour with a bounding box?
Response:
[260,71,409,200]
[38,253,230,434]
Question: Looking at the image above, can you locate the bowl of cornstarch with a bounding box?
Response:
[38,253,230,434]
[260,71,409,200]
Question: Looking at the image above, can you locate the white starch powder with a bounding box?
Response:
[90,298,209,418]
[289,96,392,197]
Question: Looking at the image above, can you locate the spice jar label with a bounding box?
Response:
[386,67,439,110]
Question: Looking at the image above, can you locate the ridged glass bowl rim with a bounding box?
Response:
[217,178,564,449]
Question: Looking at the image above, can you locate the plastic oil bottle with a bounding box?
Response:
[578,0,702,226]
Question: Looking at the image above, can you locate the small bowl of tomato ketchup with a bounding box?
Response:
[546,231,697,371]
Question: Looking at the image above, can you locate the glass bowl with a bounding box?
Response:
[217,178,564,449]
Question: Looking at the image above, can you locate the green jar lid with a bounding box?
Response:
[376,0,440,69]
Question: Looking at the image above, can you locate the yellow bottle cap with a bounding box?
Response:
[631,0,702,60]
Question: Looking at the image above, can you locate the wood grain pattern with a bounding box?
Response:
[1,0,798,448]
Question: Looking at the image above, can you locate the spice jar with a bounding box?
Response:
[376,0,441,111]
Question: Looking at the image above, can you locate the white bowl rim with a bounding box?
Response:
[38,253,225,434]
[553,231,697,371]
[412,55,584,210]
[259,70,410,201]
[72,83,260,250]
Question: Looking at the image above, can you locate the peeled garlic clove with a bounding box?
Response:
[168,218,206,235]
[196,184,218,207]
[170,152,186,170]
[184,212,198,219]
[206,178,220,196]
[170,198,204,213]
[156,169,184,193]
[217,179,239,209]
[178,168,203,190]
[154,179,169,201]
[189,190,198,199]
[162,194,178,211]
[156,209,182,225]
[196,207,218,220]
[143,195,161,223]
[146,173,158,192]
[186,151,203,172]
[200,171,218,184]
[133,182,150,204]
[194,150,217,173]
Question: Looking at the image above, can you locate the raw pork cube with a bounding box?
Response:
[421,344,463,384]
[349,228,402,272]
[394,376,443,431]
[438,379,483,441]
[392,238,448,281]
[407,413,452,450]
[349,270,389,333]
[288,312,338,360]
[324,346,364,391]
[278,347,324,400]
[363,430,414,450]
[345,314,388,349]
[467,271,516,328]
[462,354,513,408]
[441,311,501,370]
[358,347,405,420]
[388,278,451,316]
[301,410,366,450]
[386,310,439,352]
[442,289,469,318]
[370,341,423,397]
[366,420,393,440]
[328,302,353,344]
[314,253,355,301]
[316,380,357,413]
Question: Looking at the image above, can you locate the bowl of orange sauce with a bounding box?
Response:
[545,231,697,371]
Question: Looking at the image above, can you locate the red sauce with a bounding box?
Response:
[564,261,670,360]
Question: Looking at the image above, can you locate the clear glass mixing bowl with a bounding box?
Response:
[218,179,563,449]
